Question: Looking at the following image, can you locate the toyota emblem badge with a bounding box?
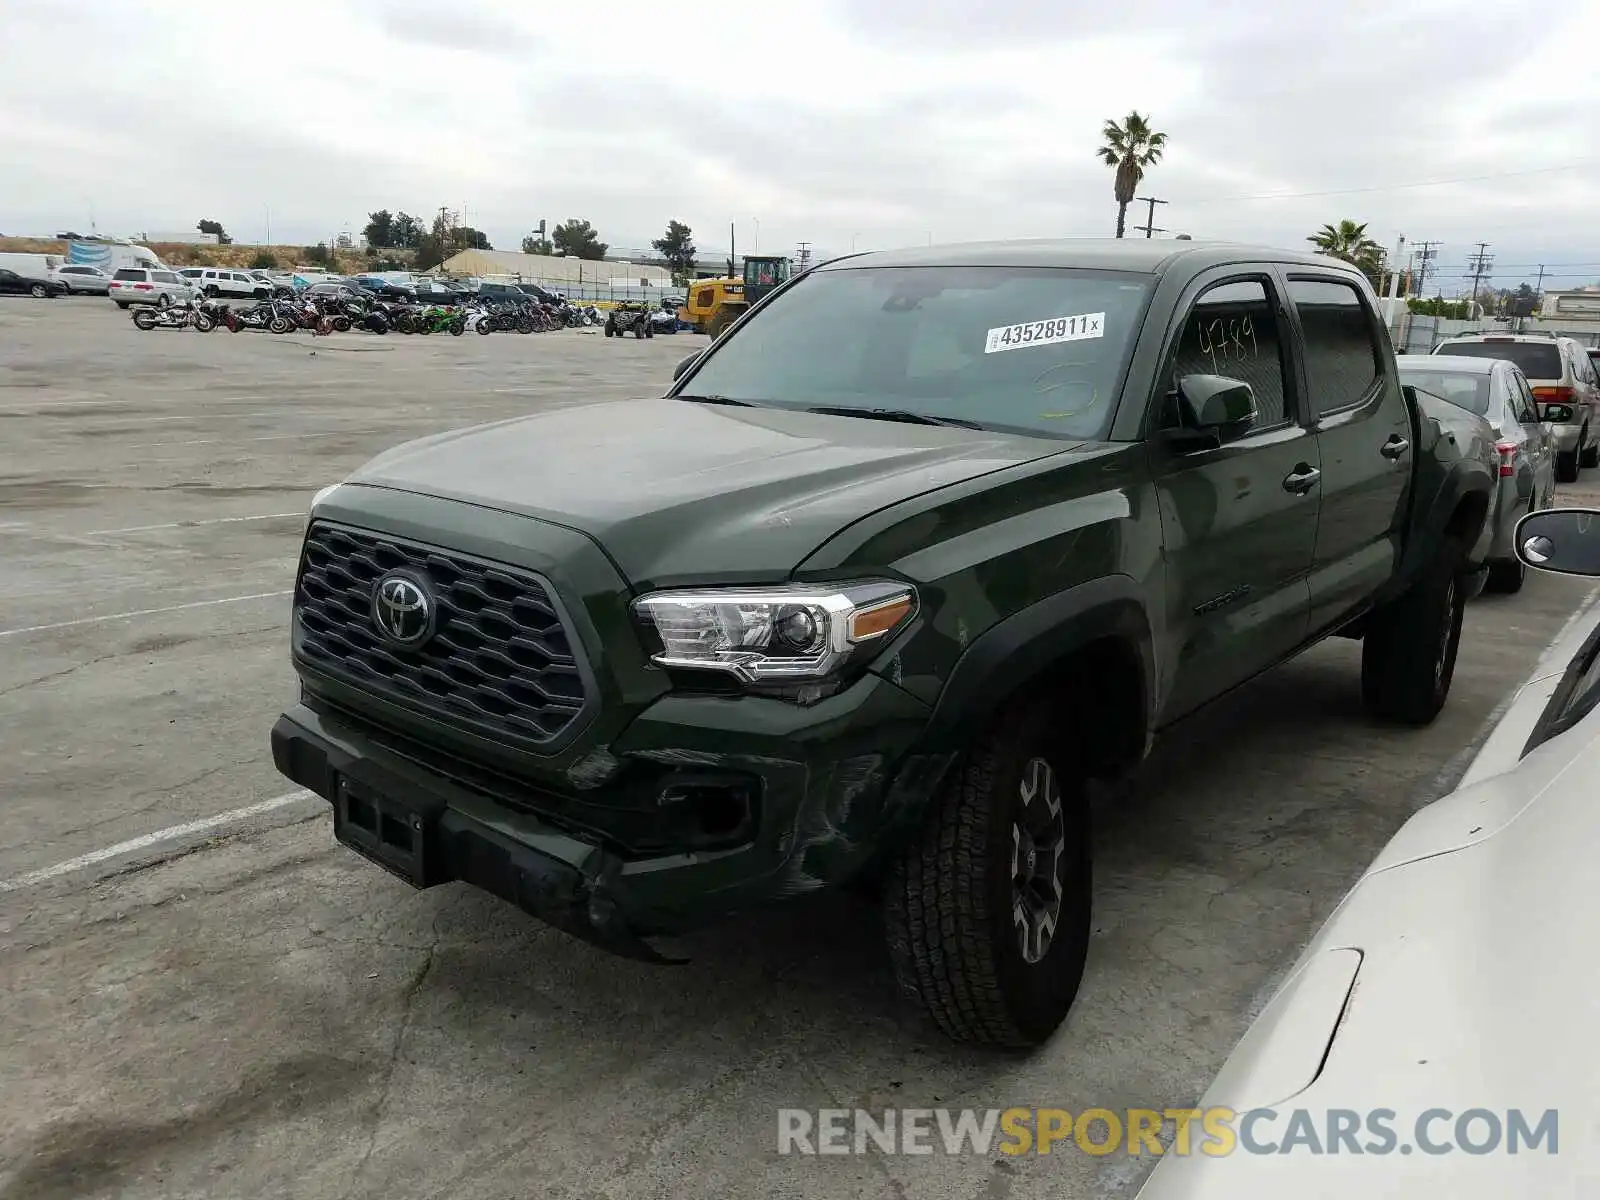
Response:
[371,571,435,648]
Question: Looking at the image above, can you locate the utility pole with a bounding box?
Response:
[1464,242,1493,314]
[1134,196,1168,238]
[1410,240,1441,298]
[795,242,812,272]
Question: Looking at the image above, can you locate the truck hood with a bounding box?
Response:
[342,397,1080,588]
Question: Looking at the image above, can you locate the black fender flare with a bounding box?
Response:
[1390,460,1496,599]
[913,573,1156,756]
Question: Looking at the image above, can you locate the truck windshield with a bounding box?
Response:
[680,265,1153,439]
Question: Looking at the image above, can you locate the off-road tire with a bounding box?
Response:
[884,701,1092,1046]
[604,318,616,337]
[1361,538,1467,725]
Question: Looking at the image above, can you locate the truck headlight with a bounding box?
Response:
[631,582,916,683]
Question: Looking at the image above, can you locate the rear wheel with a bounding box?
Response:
[477,319,493,335]
[193,312,215,332]
[332,315,352,333]
[1582,436,1599,469]
[1557,450,1579,483]
[115,301,130,309]
[1361,538,1466,725]
[132,309,158,330]
[449,318,465,336]
[885,700,1092,1046]
[29,283,47,298]
[268,316,293,334]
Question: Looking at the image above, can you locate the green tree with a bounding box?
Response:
[363,209,395,247]
[1097,111,1167,238]
[390,212,424,249]
[304,242,333,267]
[197,218,232,245]
[249,250,278,270]
[552,218,608,260]
[1308,220,1385,284]
[454,226,491,251]
[522,234,554,255]
[652,219,697,283]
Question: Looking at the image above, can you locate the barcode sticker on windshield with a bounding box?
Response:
[984,312,1105,354]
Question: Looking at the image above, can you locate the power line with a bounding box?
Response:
[1182,158,1599,206]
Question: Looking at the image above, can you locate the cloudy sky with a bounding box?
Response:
[4,0,1598,290]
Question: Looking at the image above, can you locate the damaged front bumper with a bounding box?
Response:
[270,669,938,960]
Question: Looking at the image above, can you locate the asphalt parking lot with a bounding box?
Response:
[3,297,1598,1200]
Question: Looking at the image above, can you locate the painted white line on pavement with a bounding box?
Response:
[0,589,292,638]
[123,429,385,450]
[85,512,304,535]
[0,790,316,893]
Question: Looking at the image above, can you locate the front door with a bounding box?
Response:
[1150,271,1321,723]
[1281,275,1412,633]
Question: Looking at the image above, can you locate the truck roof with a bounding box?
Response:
[822,238,1357,277]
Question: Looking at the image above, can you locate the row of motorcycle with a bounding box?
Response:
[128,292,608,336]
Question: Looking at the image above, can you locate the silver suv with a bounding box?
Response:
[108,267,200,310]
[1433,332,1600,482]
[178,267,271,299]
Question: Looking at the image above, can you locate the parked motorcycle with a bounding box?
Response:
[132,302,214,332]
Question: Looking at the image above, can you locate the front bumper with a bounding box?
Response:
[271,669,937,958]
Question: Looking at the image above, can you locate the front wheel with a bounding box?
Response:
[885,702,1091,1046]
[193,312,215,332]
[449,318,465,336]
[1361,538,1466,725]
[332,315,352,333]
[132,309,158,330]
[1485,557,1525,594]
[268,316,293,334]
[29,283,48,298]
[477,319,493,335]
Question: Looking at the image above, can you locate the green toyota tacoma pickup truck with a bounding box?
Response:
[272,240,1494,1046]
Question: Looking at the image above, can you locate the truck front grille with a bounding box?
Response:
[295,522,590,747]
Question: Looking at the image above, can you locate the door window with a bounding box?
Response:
[1512,373,1539,424]
[1162,278,1293,428]
[1287,278,1383,414]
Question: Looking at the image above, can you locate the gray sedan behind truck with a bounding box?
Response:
[1398,354,1557,593]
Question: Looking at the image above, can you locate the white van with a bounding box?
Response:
[0,252,63,277]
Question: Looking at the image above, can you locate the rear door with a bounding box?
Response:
[1149,268,1321,720]
[1281,273,1412,634]
[1506,367,1553,507]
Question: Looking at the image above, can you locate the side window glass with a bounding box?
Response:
[1288,278,1382,413]
[1516,376,1538,423]
[1163,279,1291,428]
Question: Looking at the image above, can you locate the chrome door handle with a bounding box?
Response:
[1381,435,1410,459]
[1283,465,1322,494]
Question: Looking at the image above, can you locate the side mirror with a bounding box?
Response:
[1542,402,1575,423]
[1516,509,1600,576]
[672,352,701,382]
[1166,375,1257,446]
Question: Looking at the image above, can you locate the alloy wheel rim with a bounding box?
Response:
[1435,576,1458,688]
[1011,757,1067,965]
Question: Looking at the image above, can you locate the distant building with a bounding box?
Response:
[432,248,672,289]
[144,231,219,245]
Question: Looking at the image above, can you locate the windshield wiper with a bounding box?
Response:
[804,406,987,430]
[676,394,756,406]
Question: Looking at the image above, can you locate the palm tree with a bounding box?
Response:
[1097,112,1168,238]
[1308,220,1385,280]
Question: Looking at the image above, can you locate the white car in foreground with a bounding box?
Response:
[1137,507,1600,1199]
